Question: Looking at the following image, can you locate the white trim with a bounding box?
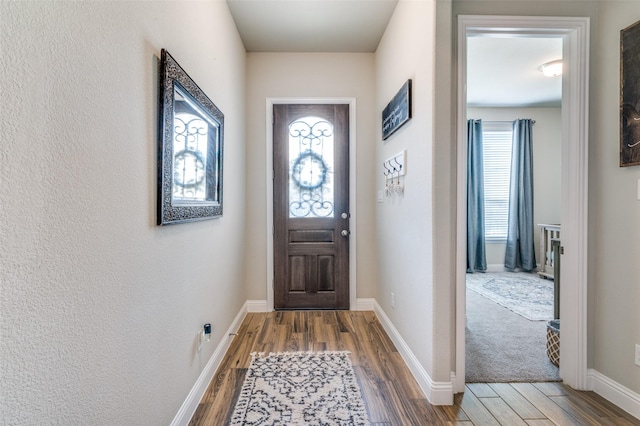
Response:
[265,98,358,311]
[588,369,640,420]
[246,300,269,313]
[170,303,248,426]
[485,264,504,272]
[355,298,375,311]
[456,16,590,393]
[373,301,453,405]
[558,16,590,390]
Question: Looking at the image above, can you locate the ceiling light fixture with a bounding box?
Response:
[538,59,563,77]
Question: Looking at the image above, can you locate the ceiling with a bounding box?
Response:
[226,0,399,52]
[226,0,563,107]
[467,36,563,107]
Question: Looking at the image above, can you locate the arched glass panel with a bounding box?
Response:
[288,116,334,218]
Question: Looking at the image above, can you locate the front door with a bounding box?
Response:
[273,104,350,310]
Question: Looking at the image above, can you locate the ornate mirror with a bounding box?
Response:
[158,49,223,225]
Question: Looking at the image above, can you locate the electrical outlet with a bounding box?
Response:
[635,344,640,367]
[391,292,395,309]
[197,324,212,353]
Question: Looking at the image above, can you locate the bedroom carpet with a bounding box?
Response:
[466,286,560,383]
[465,271,554,321]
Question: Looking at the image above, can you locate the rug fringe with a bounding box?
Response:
[249,350,352,358]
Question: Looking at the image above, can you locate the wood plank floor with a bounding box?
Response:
[189,311,639,425]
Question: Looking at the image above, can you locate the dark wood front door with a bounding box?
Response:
[273,104,350,310]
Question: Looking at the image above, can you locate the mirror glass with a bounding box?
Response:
[172,84,220,205]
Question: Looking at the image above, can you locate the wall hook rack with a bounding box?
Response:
[383,150,406,196]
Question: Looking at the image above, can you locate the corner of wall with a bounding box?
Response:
[171,303,249,426]
[373,301,454,405]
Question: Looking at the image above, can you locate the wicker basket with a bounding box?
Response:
[546,319,560,367]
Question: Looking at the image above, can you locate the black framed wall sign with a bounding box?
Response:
[620,20,640,167]
[382,79,412,141]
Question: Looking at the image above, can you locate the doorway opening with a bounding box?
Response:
[464,35,563,383]
[455,15,590,393]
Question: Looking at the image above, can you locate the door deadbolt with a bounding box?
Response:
[341,229,350,237]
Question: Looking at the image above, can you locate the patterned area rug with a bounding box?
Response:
[230,351,370,426]
[466,272,554,321]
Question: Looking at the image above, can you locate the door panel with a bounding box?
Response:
[273,104,349,310]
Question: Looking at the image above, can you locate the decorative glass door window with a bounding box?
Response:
[288,116,334,218]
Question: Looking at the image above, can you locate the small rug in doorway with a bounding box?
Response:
[230,351,370,426]
[466,272,554,321]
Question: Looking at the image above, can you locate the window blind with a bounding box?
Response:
[482,122,512,241]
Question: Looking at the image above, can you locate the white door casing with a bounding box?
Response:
[455,15,590,392]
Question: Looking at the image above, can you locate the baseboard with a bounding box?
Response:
[172,297,455,423]
[355,298,376,311]
[372,301,454,405]
[588,369,640,420]
[170,303,248,426]
[246,299,269,312]
[486,264,504,272]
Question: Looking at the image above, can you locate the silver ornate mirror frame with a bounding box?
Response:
[158,49,224,225]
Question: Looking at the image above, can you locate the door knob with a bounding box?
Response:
[341,229,350,237]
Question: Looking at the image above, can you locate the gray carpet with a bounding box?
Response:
[466,287,560,383]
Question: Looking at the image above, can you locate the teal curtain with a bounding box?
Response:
[505,119,537,272]
[467,119,487,273]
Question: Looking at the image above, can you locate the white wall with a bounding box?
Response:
[244,53,378,301]
[0,2,247,424]
[467,108,562,267]
[452,0,640,396]
[589,1,640,396]
[376,0,442,382]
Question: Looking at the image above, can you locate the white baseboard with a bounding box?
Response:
[355,298,376,311]
[588,369,640,420]
[170,303,248,426]
[246,299,269,312]
[372,301,453,405]
[486,264,504,272]
[172,297,455,424]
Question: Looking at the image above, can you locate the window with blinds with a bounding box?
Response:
[482,122,513,241]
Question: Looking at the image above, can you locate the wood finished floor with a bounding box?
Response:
[190,311,639,425]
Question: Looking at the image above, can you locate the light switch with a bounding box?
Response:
[377,190,384,203]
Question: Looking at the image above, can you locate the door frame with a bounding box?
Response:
[266,98,357,311]
[455,16,590,392]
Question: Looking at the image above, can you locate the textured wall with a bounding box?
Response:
[375,0,440,380]
[244,52,378,301]
[0,2,246,424]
